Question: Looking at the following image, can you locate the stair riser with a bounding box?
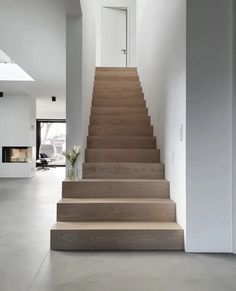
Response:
[94,83,141,89]
[83,163,164,179]
[95,76,139,81]
[93,92,144,98]
[51,229,184,250]
[94,89,142,95]
[96,67,137,72]
[96,71,138,76]
[91,107,148,118]
[89,126,153,136]
[92,100,145,107]
[57,203,176,222]
[62,180,169,199]
[90,116,150,126]
[91,107,147,116]
[85,149,160,163]
[95,80,140,84]
[87,137,156,149]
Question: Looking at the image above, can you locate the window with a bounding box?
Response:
[36,119,66,166]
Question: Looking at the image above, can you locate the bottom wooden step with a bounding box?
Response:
[51,222,184,250]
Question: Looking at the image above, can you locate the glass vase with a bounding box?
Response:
[66,163,79,181]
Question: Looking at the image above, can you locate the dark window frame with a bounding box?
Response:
[36,119,66,167]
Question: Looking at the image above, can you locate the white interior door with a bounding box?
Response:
[101,7,127,67]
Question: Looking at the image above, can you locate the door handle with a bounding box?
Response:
[121,49,127,55]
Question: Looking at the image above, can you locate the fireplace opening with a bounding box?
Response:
[2,147,33,163]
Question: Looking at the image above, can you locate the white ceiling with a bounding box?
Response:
[0,0,81,109]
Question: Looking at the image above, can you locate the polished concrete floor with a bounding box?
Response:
[0,168,236,291]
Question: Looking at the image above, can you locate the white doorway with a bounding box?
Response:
[101,7,127,67]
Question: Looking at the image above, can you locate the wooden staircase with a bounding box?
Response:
[51,67,184,250]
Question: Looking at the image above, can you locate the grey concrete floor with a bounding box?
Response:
[0,168,236,291]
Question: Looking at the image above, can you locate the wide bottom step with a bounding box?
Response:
[51,222,184,250]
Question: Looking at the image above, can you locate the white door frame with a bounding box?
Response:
[96,5,131,67]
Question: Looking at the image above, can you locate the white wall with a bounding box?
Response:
[0,0,81,122]
[65,0,96,175]
[0,94,36,178]
[95,0,136,67]
[136,0,186,232]
[80,0,96,166]
[66,14,83,171]
[0,0,67,104]
[186,0,233,252]
[36,98,66,119]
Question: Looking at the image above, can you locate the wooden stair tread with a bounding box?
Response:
[52,221,182,230]
[93,92,144,98]
[51,222,184,250]
[94,81,141,85]
[91,107,147,115]
[63,178,168,183]
[62,179,169,199]
[89,125,152,128]
[58,198,173,204]
[85,149,159,154]
[50,67,184,251]
[96,67,137,71]
[83,162,163,166]
[85,149,160,163]
[83,162,164,180]
[90,116,149,120]
[87,136,156,140]
[95,71,138,75]
[89,126,153,136]
[95,76,139,81]
[57,197,175,222]
[90,116,150,126]
[92,99,145,107]
[87,136,155,139]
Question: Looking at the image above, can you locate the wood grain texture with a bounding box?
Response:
[92,98,145,107]
[96,67,137,71]
[50,67,184,251]
[95,71,138,76]
[88,125,153,136]
[95,79,140,84]
[85,149,160,163]
[93,92,144,98]
[87,136,156,149]
[57,198,176,222]
[94,82,141,90]
[51,222,184,250]
[62,179,169,199]
[94,88,143,95]
[83,162,164,179]
[91,107,147,116]
[90,116,150,126]
[95,76,139,81]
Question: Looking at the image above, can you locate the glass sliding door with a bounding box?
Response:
[36,119,66,166]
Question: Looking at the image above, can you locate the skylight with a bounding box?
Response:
[0,49,34,81]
